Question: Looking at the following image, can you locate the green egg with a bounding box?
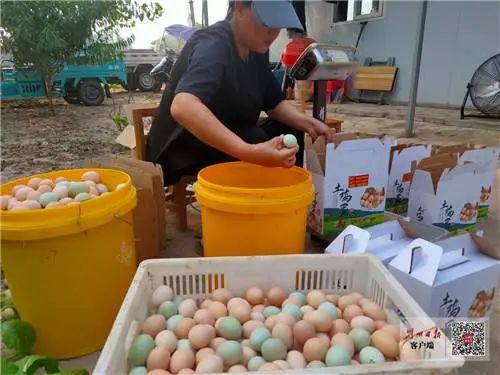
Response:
[250,326,271,351]
[216,340,242,366]
[129,334,155,366]
[319,301,338,319]
[177,338,193,352]
[39,192,59,207]
[247,356,266,371]
[349,328,371,352]
[263,306,281,318]
[56,181,71,189]
[359,346,385,364]
[68,182,90,198]
[307,361,326,368]
[158,301,178,319]
[172,295,184,309]
[289,291,307,306]
[129,366,147,375]
[261,338,287,361]
[283,134,298,148]
[218,316,242,340]
[325,345,351,367]
[166,314,183,331]
[282,304,302,320]
[74,192,91,202]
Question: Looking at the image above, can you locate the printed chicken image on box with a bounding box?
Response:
[389,232,500,320]
[434,144,498,218]
[305,133,392,238]
[386,144,432,215]
[407,153,483,233]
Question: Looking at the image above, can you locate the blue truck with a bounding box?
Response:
[0,49,163,105]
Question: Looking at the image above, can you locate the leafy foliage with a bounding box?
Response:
[1,320,36,354]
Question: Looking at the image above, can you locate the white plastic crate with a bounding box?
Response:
[94,254,463,374]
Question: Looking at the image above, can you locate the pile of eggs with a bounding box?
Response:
[1,171,123,211]
[129,286,420,374]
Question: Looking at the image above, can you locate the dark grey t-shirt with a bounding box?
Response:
[146,20,284,182]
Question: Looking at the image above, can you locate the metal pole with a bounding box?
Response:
[405,0,428,137]
[188,0,196,27]
[202,0,209,28]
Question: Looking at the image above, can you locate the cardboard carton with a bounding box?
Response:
[389,232,500,319]
[434,144,498,218]
[407,153,483,233]
[86,156,166,263]
[325,218,448,266]
[386,144,432,215]
[305,132,392,238]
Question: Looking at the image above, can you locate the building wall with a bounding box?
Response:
[305,1,500,107]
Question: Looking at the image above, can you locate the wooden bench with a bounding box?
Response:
[354,65,398,104]
[132,107,195,232]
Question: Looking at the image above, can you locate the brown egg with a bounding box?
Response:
[330,319,351,336]
[293,320,316,345]
[170,349,195,374]
[208,301,227,319]
[242,346,257,366]
[229,304,251,324]
[179,299,198,318]
[336,307,343,319]
[24,200,42,210]
[147,346,171,371]
[266,287,287,307]
[305,310,333,332]
[286,350,306,369]
[195,355,223,373]
[273,360,289,370]
[362,302,387,321]
[307,290,326,308]
[37,185,52,194]
[252,304,266,313]
[349,292,364,303]
[26,190,41,202]
[374,320,388,330]
[250,311,265,322]
[39,179,55,188]
[188,324,215,349]
[15,187,32,201]
[272,323,293,349]
[200,299,213,309]
[351,360,360,365]
[259,362,280,371]
[275,313,295,327]
[227,297,250,311]
[209,337,226,351]
[175,318,196,339]
[196,347,215,364]
[243,320,265,338]
[316,333,330,347]
[330,333,355,357]
[245,286,265,305]
[338,295,355,311]
[350,315,375,333]
[11,185,26,196]
[265,316,278,330]
[193,309,215,325]
[227,364,247,373]
[281,297,301,308]
[178,369,194,374]
[358,297,372,307]
[301,305,314,315]
[27,178,42,189]
[212,288,233,304]
[241,339,251,348]
[148,370,171,375]
[303,337,328,362]
[381,324,401,342]
[141,314,166,338]
[372,329,399,358]
[342,304,363,323]
[399,340,421,361]
[325,294,339,305]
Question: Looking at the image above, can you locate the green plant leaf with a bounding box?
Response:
[53,370,89,375]
[1,320,36,354]
[0,358,21,375]
[14,355,60,375]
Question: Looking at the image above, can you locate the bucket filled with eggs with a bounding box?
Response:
[95,254,463,374]
[0,169,137,358]
[195,162,314,257]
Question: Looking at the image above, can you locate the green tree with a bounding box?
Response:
[0,0,162,109]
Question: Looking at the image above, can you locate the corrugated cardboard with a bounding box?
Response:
[389,232,500,319]
[305,132,392,238]
[386,144,432,215]
[407,153,482,233]
[86,156,165,263]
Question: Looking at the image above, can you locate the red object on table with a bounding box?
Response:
[281,37,315,68]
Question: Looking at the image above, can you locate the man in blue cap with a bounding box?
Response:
[147,1,334,185]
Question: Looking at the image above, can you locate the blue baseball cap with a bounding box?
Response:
[230,1,304,31]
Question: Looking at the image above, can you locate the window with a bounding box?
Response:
[332,0,383,23]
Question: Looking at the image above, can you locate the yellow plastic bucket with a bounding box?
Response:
[0,169,137,359]
[195,162,314,257]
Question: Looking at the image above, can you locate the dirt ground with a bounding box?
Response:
[1,92,499,183]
